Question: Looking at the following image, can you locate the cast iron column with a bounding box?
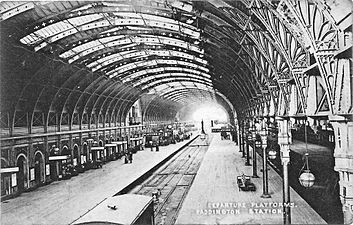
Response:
[252,127,259,178]
[245,122,251,166]
[260,127,271,198]
[277,117,291,224]
[238,123,242,152]
[242,123,246,158]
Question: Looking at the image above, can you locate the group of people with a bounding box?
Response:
[124,150,133,164]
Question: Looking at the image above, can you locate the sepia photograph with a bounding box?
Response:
[0,0,352,224]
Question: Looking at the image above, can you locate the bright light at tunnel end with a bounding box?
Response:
[192,104,228,122]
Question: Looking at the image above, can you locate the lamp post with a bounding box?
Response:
[245,122,251,166]
[241,122,246,158]
[238,123,242,152]
[277,117,291,224]
[252,123,259,178]
[260,125,271,198]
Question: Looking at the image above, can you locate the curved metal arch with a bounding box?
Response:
[109,58,209,76]
[161,88,215,99]
[197,2,298,106]
[216,8,296,108]
[137,77,213,91]
[88,77,141,117]
[204,38,281,109]
[200,25,274,101]
[17,4,200,53]
[205,58,253,104]
[142,80,213,94]
[153,84,215,95]
[131,73,212,89]
[61,34,203,64]
[9,59,64,131]
[79,41,204,72]
[119,65,210,82]
[164,92,209,103]
[204,50,255,100]
[220,3,298,73]
[62,28,197,60]
[103,84,139,120]
[74,77,113,118]
[53,68,99,116]
[74,76,111,123]
[111,88,142,125]
[36,63,92,123]
[203,22,277,95]
[105,56,208,80]
[61,68,97,113]
[122,68,211,84]
[94,49,207,77]
[144,100,179,122]
[104,77,144,116]
[277,0,345,114]
[7,49,59,115]
[168,95,198,103]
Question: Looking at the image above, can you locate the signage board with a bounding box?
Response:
[46,164,50,175]
[30,168,35,181]
[211,128,235,133]
[11,173,17,187]
[0,167,19,173]
[49,155,70,161]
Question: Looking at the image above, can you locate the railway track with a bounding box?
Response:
[128,135,212,225]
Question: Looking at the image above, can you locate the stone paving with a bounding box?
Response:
[176,135,327,224]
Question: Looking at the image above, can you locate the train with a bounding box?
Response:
[73,194,154,225]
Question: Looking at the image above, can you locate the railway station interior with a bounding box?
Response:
[0,0,352,224]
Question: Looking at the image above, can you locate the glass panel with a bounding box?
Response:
[20,14,104,49]
[1,2,35,21]
[122,67,211,82]
[19,11,200,52]
[104,50,207,76]
[107,59,208,77]
[139,78,212,90]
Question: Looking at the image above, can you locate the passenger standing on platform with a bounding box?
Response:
[129,152,133,163]
[124,150,129,164]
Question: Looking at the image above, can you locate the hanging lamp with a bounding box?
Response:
[267,119,277,159]
[268,149,277,160]
[298,117,315,188]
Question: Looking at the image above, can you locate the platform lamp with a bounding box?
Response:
[238,122,242,153]
[252,122,259,178]
[245,121,251,166]
[241,121,246,158]
[268,117,278,160]
[260,121,271,198]
[299,118,315,188]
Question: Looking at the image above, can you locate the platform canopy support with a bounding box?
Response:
[277,116,292,224]
[330,116,353,224]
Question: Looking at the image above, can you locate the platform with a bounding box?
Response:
[176,135,327,224]
[0,136,195,225]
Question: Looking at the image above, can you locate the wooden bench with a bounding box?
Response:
[237,174,256,192]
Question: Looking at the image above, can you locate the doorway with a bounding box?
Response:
[16,155,28,192]
[34,151,44,185]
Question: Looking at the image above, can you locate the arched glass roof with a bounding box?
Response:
[0,0,317,116]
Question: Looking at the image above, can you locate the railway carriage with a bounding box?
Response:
[73,194,154,225]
